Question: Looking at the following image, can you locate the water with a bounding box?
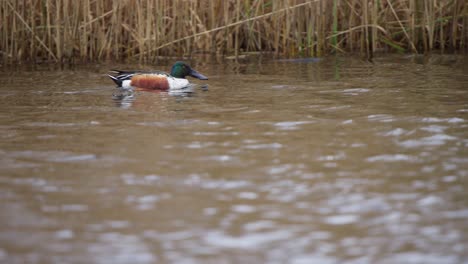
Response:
[0,55,467,263]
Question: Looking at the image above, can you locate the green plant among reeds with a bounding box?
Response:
[0,0,466,63]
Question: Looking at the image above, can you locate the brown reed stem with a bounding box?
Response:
[1,0,467,63]
[5,0,58,62]
[135,0,320,57]
[387,0,418,53]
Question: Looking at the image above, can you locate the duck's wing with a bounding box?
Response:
[108,70,137,87]
[109,69,169,76]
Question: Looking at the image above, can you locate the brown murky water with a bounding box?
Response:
[0,55,467,263]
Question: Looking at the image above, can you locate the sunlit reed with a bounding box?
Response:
[1,0,466,63]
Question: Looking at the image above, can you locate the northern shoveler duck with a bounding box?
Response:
[108,61,208,91]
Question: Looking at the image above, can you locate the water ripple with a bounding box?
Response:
[244,143,283,149]
[324,214,359,225]
[204,230,293,249]
[273,121,315,130]
[367,114,395,122]
[398,134,457,148]
[5,150,128,165]
[366,154,418,162]
[421,117,464,123]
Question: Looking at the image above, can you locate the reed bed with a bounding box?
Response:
[1,0,467,63]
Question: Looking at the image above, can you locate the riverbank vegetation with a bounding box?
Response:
[1,0,467,63]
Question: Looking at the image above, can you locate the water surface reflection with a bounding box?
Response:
[0,56,467,263]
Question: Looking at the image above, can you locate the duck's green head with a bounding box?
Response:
[170,61,208,80]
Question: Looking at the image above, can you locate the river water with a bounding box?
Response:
[0,55,467,263]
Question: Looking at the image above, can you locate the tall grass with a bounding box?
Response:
[1,0,466,63]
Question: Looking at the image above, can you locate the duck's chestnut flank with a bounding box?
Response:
[131,74,170,90]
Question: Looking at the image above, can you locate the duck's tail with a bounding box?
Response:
[108,70,136,87]
[108,74,123,87]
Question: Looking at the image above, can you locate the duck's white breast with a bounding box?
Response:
[167,77,190,90]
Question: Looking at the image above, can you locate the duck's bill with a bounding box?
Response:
[190,69,208,80]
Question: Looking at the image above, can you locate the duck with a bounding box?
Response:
[108,61,208,91]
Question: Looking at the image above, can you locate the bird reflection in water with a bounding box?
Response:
[112,84,207,109]
[112,91,136,109]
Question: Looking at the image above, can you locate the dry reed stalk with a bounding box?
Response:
[331,0,338,51]
[136,0,319,57]
[0,0,467,63]
[371,0,378,53]
[5,0,57,61]
[363,0,370,57]
[388,0,418,52]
